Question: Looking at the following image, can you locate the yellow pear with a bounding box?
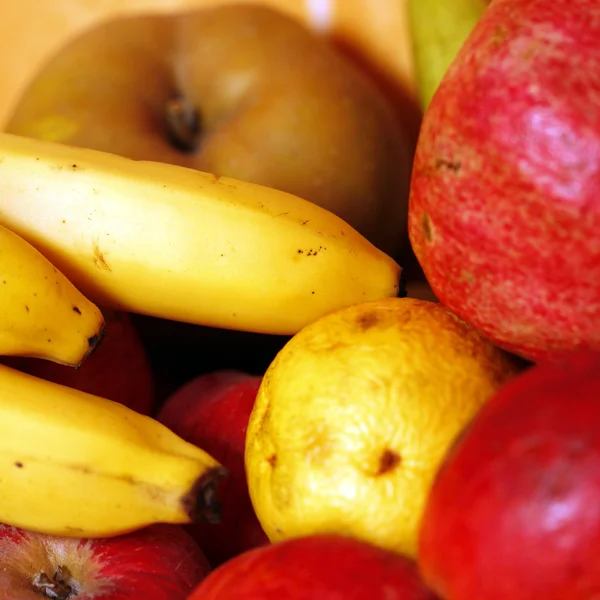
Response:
[245,297,522,558]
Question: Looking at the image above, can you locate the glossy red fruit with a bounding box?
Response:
[188,533,438,599]
[408,0,600,362]
[0,523,210,599]
[419,351,600,600]
[157,370,269,566]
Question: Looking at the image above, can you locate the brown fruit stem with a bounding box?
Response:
[32,565,78,600]
[165,95,201,153]
[182,466,229,524]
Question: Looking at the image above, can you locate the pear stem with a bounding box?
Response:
[165,95,201,152]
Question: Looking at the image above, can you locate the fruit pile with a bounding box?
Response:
[0,0,598,598]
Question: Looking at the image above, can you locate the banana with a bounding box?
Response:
[408,0,489,111]
[0,221,105,367]
[0,361,226,537]
[0,132,401,335]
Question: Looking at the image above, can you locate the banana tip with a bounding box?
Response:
[183,466,229,524]
[76,320,108,369]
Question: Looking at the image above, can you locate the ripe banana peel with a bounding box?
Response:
[0,361,226,537]
[408,0,489,111]
[0,221,105,367]
[0,132,401,335]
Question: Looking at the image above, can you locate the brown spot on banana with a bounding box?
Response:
[92,243,111,271]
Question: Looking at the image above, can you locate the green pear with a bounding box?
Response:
[408,0,489,111]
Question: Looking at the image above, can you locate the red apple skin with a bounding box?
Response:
[0,523,210,599]
[408,0,600,363]
[157,370,269,567]
[418,351,600,600]
[188,533,438,599]
[1,309,155,415]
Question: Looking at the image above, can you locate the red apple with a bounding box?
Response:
[157,370,269,566]
[2,308,155,415]
[419,351,600,600]
[408,0,600,362]
[188,533,438,599]
[0,523,210,599]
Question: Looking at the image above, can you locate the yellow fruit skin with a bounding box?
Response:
[245,297,521,558]
[0,132,401,335]
[0,222,105,366]
[0,362,225,537]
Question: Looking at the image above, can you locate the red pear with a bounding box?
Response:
[408,0,600,362]
[419,351,600,600]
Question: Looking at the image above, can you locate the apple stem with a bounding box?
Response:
[32,565,78,600]
[165,95,200,152]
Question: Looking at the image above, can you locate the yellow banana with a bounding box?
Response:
[0,132,401,335]
[0,361,226,537]
[0,221,105,367]
[408,0,489,111]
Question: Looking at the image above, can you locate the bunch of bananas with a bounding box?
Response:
[0,0,482,539]
[0,130,401,538]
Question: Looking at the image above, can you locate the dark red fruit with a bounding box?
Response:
[419,351,600,600]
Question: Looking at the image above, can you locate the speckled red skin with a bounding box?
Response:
[418,351,600,600]
[408,0,600,362]
[189,534,438,600]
